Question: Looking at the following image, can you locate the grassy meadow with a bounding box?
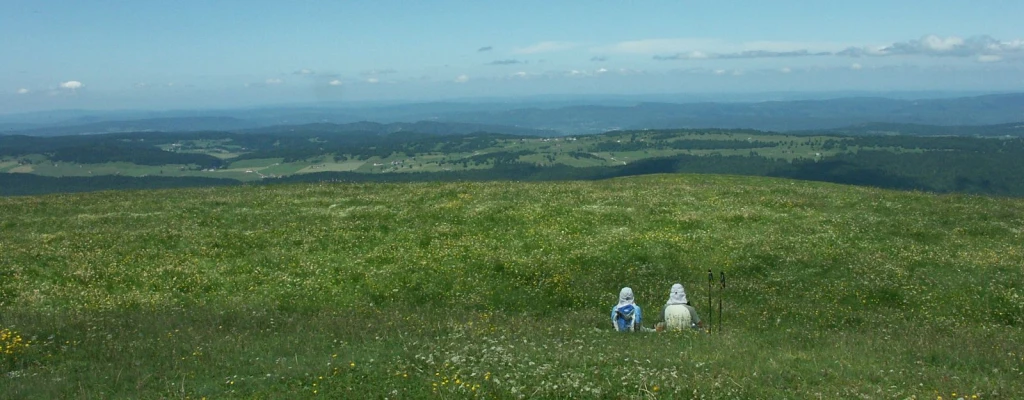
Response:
[1,174,1022,398]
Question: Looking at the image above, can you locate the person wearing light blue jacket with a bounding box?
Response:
[611,287,643,332]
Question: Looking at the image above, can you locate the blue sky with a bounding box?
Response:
[3,0,1023,112]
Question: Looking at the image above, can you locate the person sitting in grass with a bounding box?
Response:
[656,283,702,331]
[611,287,644,332]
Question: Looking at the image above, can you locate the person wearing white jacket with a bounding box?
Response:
[659,283,703,331]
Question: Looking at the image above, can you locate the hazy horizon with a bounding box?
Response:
[3,89,1019,119]
[5,1,1023,113]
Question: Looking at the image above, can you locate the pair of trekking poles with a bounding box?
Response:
[707,269,725,333]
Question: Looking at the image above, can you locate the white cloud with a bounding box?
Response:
[59,80,83,89]
[454,74,469,83]
[514,41,577,54]
[265,78,283,85]
[596,68,608,74]
[713,69,727,75]
[366,77,379,84]
[329,79,343,86]
[780,67,792,73]
[295,68,316,75]
[977,55,1003,63]
[17,88,30,94]
[850,63,863,70]
[511,71,528,78]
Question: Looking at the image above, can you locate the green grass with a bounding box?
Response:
[27,161,184,177]
[1,174,1022,398]
[227,158,286,170]
[0,160,18,173]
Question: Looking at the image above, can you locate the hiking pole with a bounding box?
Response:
[707,269,713,333]
[719,271,725,333]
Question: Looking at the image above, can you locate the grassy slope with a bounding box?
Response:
[1,174,1022,398]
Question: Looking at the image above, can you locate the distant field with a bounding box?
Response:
[3,131,844,180]
[1,175,1022,398]
[295,160,365,174]
[4,128,1024,197]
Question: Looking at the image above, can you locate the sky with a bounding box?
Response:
[3,0,1024,113]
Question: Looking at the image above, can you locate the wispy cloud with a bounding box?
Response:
[59,80,83,89]
[590,56,608,62]
[16,88,29,94]
[454,74,469,83]
[514,41,576,54]
[562,68,612,77]
[837,35,1024,60]
[597,38,725,54]
[477,46,493,52]
[654,49,830,60]
[487,59,524,65]
[366,77,379,84]
[616,68,645,76]
[329,79,343,86]
[361,69,398,76]
[134,82,177,89]
[850,63,863,70]
[637,34,1022,63]
[294,68,316,75]
[265,78,283,85]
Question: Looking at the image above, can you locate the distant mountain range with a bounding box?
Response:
[816,122,1024,137]
[2,93,1023,136]
[238,121,558,137]
[0,117,257,136]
